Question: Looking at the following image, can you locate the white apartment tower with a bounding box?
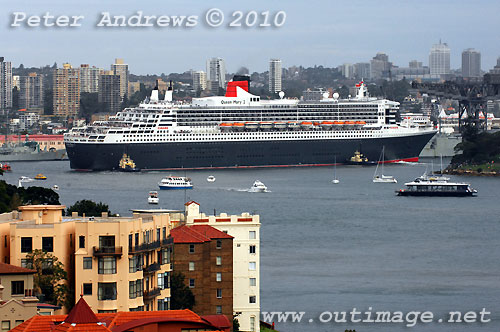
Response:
[111,58,129,100]
[429,41,450,79]
[269,59,282,93]
[206,58,226,89]
[184,202,261,332]
[192,71,207,92]
[0,57,13,113]
[80,64,102,93]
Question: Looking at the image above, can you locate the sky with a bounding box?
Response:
[1,0,499,74]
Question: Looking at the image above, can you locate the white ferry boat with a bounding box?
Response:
[158,176,193,190]
[396,176,477,197]
[249,180,267,192]
[64,77,437,171]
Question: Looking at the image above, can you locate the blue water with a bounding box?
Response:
[3,159,499,331]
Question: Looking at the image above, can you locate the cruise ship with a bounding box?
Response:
[64,77,437,171]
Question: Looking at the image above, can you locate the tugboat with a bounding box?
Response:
[118,154,141,172]
[345,151,377,166]
[158,176,193,190]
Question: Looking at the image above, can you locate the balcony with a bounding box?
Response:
[143,262,160,274]
[93,246,123,257]
[129,238,173,254]
[143,287,161,301]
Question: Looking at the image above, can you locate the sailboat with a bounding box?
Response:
[373,146,397,183]
[332,155,340,184]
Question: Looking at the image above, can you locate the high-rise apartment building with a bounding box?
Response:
[19,73,44,114]
[269,59,282,93]
[98,71,121,114]
[461,48,481,78]
[0,57,13,113]
[429,41,450,79]
[206,58,226,92]
[370,53,392,80]
[183,201,260,332]
[192,71,207,92]
[53,63,80,118]
[0,205,173,313]
[354,63,371,80]
[79,64,101,93]
[111,59,129,100]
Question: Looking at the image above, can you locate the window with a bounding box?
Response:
[162,248,170,265]
[216,240,222,249]
[128,234,133,251]
[11,280,24,295]
[158,298,170,311]
[99,235,115,248]
[216,305,222,314]
[98,282,117,300]
[189,262,195,271]
[42,237,53,252]
[129,281,136,299]
[83,283,92,295]
[250,278,256,286]
[216,272,222,282]
[98,257,116,274]
[83,257,92,269]
[20,237,32,253]
[216,288,222,298]
[135,233,139,246]
[249,231,256,239]
[250,316,256,331]
[135,279,143,298]
[249,262,256,270]
[162,227,167,240]
[15,321,23,327]
[157,228,160,241]
[1,321,10,331]
[249,245,256,254]
[249,295,256,303]
[216,256,222,265]
[79,236,85,249]
[189,278,195,288]
[189,244,195,253]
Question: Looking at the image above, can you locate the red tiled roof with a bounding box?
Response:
[170,225,232,244]
[0,262,35,275]
[65,297,99,324]
[184,200,200,206]
[202,315,232,329]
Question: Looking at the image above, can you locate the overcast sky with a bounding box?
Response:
[2,0,499,74]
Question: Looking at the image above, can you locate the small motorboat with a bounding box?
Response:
[18,176,34,187]
[207,175,216,182]
[52,185,59,191]
[158,176,193,190]
[34,173,47,180]
[148,191,159,204]
[0,163,11,172]
[249,180,268,193]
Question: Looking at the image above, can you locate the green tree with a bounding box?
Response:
[66,199,113,217]
[0,181,60,213]
[79,92,103,121]
[170,271,195,310]
[25,249,68,307]
[12,87,19,110]
[44,89,54,115]
[233,316,240,332]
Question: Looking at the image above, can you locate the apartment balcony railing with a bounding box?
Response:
[143,262,160,274]
[128,238,173,254]
[93,246,123,257]
[143,287,161,301]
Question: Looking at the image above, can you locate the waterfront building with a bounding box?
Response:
[98,71,121,114]
[18,111,40,131]
[180,201,261,332]
[11,296,231,332]
[111,59,129,100]
[79,64,101,93]
[461,48,481,78]
[192,71,207,92]
[53,64,80,118]
[0,206,173,313]
[206,58,226,90]
[0,135,65,151]
[0,262,38,330]
[170,224,233,320]
[429,41,451,79]
[269,59,282,93]
[19,73,44,114]
[0,57,13,114]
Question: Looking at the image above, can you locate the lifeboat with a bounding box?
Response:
[301,121,313,129]
[320,121,334,130]
[259,122,273,130]
[344,121,356,126]
[245,122,259,130]
[219,122,233,131]
[288,121,300,130]
[233,123,245,131]
[355,121,366,128]
[274,122,287,130]
[333,121,344,130]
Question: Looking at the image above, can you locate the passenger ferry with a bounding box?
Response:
[396,176,477,197]
[158,176,193,190]
[64,77,437,171]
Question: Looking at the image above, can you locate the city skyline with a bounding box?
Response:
[1,0,499,74]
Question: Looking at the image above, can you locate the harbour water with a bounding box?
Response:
[2,159,499,331]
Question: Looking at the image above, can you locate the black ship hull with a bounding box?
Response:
[397,191,476,197]
[65,132,436,171]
